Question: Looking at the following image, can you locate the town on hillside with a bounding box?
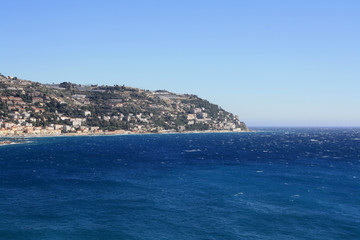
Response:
[0,73,248,136]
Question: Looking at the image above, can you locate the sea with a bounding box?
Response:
[0,128,359,240]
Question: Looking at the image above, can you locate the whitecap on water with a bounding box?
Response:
[184,149,201,152]
[234,192,244,196]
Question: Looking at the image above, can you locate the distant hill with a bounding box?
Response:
[0,73,248,135]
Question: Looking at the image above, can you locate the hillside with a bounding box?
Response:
[0,73,248,136]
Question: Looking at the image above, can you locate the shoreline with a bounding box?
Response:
[0,129,253,144]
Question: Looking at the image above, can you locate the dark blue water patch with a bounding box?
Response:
[0,128,359,239]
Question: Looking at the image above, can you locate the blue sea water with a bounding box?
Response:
[0,128,359,240]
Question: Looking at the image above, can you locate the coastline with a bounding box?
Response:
[0,129,252,145]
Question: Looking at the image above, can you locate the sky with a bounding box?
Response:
[1,0,359,127]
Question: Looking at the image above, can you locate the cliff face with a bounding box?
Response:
[0,73,248,134]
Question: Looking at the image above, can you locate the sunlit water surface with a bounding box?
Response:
[0,128,359,239]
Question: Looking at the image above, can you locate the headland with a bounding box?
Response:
[0,72,249,139]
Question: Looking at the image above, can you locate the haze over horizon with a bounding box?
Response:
[1,0,359,127]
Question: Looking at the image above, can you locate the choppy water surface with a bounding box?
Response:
[0,128,359,239]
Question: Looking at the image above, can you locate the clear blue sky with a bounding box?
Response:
[1,0,359,126]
